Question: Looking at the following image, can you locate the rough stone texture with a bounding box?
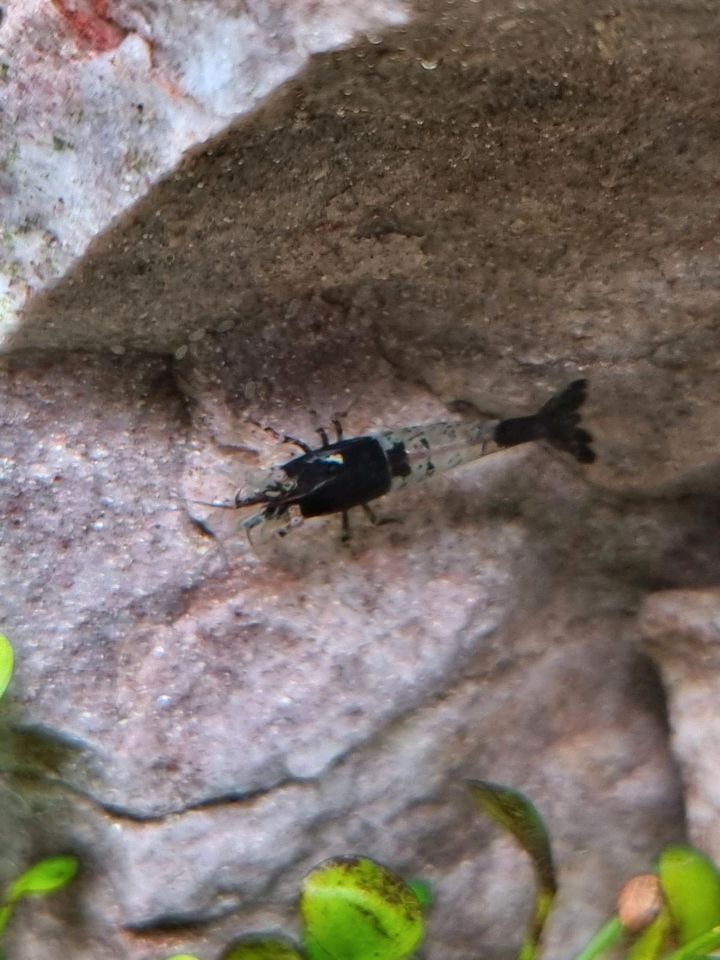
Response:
[0,0,407,340]
[2,0,720,958]
[641,589,720,861]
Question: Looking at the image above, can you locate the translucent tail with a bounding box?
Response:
[494,379,595,463]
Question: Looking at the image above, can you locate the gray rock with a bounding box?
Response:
[641,589,720,861]
[0,0,407,343]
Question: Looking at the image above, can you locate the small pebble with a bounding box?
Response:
[617,874,664,932]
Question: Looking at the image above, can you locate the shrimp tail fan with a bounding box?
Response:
[494,379,595,464]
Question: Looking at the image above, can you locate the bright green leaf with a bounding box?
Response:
[301,856,424,960]
[659,846,720,944]
[466,780,556,895]
[163,955,202,960]
[0,635,14,701]
[219,935,304,960]
[8,855,79,901]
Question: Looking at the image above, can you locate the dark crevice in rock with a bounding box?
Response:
[124,899,241,933]
[624,653,674,741]
[7,721,91,763]
[25,772,317,824]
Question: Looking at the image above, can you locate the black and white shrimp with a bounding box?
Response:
[199,379,594,542]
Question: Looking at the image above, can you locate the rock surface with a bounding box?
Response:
[0,0,407,341]
[2,0,720,958]
[641,589,720,861]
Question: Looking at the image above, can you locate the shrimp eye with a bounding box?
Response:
[263,476,296,499]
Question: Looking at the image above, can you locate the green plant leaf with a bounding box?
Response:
[0,635,14,701]
[659,846,720,944]
[467,780,557,960]
[219,936,304,959]
[301,856,424,960]
[407,878,433,912]
[163,955,202,960]
[7,855,79,902]
[466,780,556,895]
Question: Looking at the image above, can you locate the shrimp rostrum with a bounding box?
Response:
[206,379,595,542]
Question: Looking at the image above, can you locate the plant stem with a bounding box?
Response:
[519,888,556,960]
[572,917,624,960]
